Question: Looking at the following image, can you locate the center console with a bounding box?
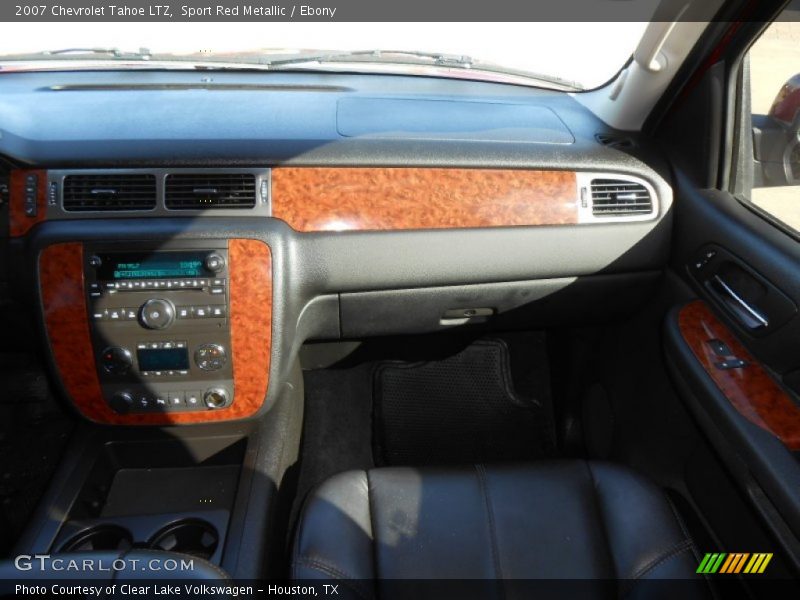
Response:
[39,237,272,425]
[85,242,234,415]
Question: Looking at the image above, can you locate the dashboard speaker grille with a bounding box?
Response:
[590,178,653,216]
[63,174,157,211]
[165,173,256,209]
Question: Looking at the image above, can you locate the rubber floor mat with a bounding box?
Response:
[374,338,555,466]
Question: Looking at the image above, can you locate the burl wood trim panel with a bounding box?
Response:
[226,238,273,421]
[678,300,800,450]
[40,240,272,425]
[271,168,578,232]
[10,170,48,237]
[40,243,107,421]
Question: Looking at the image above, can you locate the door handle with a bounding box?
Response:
[709,275,769,330]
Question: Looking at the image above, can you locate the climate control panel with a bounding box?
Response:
[84,242,234,415]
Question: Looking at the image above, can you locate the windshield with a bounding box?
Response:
[0,22,649,90]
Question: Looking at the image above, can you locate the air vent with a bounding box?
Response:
[63,174,156,211]
[595,133,635,149]
[590,178,653,216]
[165,173,256,209]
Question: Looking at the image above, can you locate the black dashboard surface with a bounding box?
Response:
[0,70,654,171]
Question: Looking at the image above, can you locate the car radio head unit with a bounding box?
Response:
[84,241,234,415]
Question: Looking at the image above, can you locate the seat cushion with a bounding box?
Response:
[292,461,710,598]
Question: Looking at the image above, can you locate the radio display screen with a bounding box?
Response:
[137,347,190,372]
[96,251,211,280]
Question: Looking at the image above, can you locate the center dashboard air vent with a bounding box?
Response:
[63,174,157,211]
[165,173,257,210]
[589,178,653,217]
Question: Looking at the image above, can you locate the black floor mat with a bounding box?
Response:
[0,352,73,555]
[374,336,556,466]
[289,363,376,532]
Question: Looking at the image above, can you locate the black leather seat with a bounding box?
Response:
[293,461,710,598]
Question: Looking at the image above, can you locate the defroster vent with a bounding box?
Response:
[165,173,256,209]
[63,174,157,212]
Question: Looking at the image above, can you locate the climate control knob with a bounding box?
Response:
[194,344,227,371]
[140,298,176,330]
[100,346,132,375]
[109,392,134,414]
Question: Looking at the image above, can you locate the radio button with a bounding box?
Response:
[186,391,202,408]
[193,306,210,318]
[168,391,184,407]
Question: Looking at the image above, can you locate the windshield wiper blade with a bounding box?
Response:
[260,49,583,91]
[261,49,473,68]
[40,47,153,59]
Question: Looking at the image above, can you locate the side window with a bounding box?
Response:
[745,17,800,233]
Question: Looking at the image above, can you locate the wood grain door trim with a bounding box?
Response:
[678,300,800,450]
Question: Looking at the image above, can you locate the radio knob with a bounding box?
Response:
[204,252,225,273]
[100,346,132,375]
[109,392,134,414]
[204,388,229,409]
[140,298,176,330]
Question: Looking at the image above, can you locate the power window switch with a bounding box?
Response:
[714,358,748,370]
[707,338,733,357]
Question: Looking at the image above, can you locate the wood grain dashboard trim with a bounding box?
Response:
[10,170,48,237]
[271,167,579,232]
[678,300,800,450]
[40,239,272,425]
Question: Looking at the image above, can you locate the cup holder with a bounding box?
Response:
[60,525,134,552]
[149,519,219,559]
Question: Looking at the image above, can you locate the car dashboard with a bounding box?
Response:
[1,69,673,426]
